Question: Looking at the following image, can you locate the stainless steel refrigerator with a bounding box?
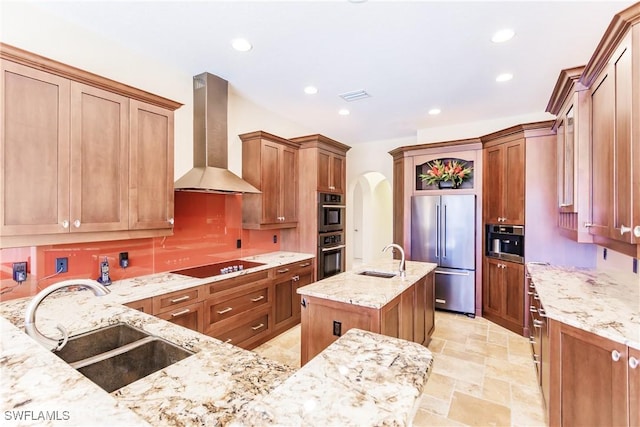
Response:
[411,195,476,316]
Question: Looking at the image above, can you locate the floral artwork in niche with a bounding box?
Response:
[419,159,473,188]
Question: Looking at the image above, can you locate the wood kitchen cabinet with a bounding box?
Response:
[630,346,640,427]
[482,138,525,225]
[548,320,636,427]
[317,149,345,193]
[240,131,300,230]
[124,298,153,314]
[273,260,314,334]
[129,100,175,230]
[152,286,205,333]
[413,272,435,347]
[482,257,525,335]
[0,43,181,248]
[546,67,594,243]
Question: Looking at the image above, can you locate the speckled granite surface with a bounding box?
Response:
[233,328,433,426]
[0,252,433,426]
[297,259,437,308]
[526,263,640,350]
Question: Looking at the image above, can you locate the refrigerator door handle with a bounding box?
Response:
[435,204,440,258]
[443,204,447,259]
[435,270,471,276]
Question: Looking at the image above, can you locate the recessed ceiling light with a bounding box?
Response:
[231,38,252,52]
[304,86,318,95]
[338,108,350,116]
[428,108,441,115]
[496,73,513,82]
[492,29,515,43]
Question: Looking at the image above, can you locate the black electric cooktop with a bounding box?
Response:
[170,260,265,279]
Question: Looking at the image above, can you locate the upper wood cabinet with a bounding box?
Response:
[291,134,350,194]
[546,66,593,243]
[129,100,175,230]
[317,149,345,193]
[240,131,301,229]
[482,137,525,225]
[0,43,181,248]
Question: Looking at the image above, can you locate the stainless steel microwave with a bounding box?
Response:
[318,193,345,232]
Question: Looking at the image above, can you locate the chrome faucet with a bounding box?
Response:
[24,279,110,351]
[382,243,406,278]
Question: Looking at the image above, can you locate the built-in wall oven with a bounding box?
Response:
[318,231,345,280]
[318,193,345,233]
[486,224,525,263]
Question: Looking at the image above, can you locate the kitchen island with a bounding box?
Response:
[297,258,437,364]
[0,252,433,426]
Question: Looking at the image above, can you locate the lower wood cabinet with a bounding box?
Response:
[482,257,525,335]
[273,260,313,334]
[124,298,152,314]
[151,286,205,333]
[155,301,204,333]
[300,271,434,365]
[208,306,271,347]
[548,319,638,427]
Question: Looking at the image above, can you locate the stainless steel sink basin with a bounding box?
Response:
[358,270,397,279]
[54,323,194,393]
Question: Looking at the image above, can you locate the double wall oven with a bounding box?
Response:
[317,193,346,280]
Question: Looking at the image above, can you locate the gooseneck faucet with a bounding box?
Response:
[383,243,406,278]
[24,279,110,351]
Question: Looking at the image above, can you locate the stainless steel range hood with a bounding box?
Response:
[174,72,260,194]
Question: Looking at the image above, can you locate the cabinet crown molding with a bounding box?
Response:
[0,43,182,110]
[290,134,351,154]
[546,66,587,115]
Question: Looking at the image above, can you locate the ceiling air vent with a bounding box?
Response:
[339,89,371,102]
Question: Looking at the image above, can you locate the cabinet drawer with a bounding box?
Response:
[124,297,152,314]
[206,283,270,325]
[209,310,270,348]
[153,286,202,314]
[273,261,313,280]
[204,269,270,295]
[154,301,204,333]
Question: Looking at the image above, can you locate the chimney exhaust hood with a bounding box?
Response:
[174,72,260,194]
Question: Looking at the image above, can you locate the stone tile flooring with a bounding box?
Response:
[253,311,548,426]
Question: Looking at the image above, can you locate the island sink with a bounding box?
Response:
[54,323,194,393]
[358,270,397,279]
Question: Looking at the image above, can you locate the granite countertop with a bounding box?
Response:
[1,251,433,426]
[526,263,640,350]
[297,259,438,309]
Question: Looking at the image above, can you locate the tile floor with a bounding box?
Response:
[253,311,548,427]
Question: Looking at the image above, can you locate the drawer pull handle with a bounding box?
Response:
[538,308,547,317]
[299,262,311,267]
[277,268,290,274]
[251,323,265,331]
[629,357,639,369]
[530,305,538,313]
[217,307,233,314]
[529,336,536,344]
[250,295,265,302]
[292,275,300,282]
[611,350,621,362]
[533,319,543,328]
[171,308,191,317]
[527,291,534,296]
[225,338,232,344]
[170,295,190,303]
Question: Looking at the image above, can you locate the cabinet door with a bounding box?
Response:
[317,150,332,192]
[70,82,129,232]
[589,69,615,238]
[482,257,503,318]
[630,347,640,427]
[280,144,298,223]
[155,301,204,333]
[611,36,634,243]
[1,60,70,236]
[274,278,293,326]
[503,261,525,329]
[129,100,174,230]
[483,145,504,223]
[502,140,525,224]
[292,265,313,319]
[260,140,281,224]
[413,276,427,346]
[331,154,345,193]
[551,322,628,427]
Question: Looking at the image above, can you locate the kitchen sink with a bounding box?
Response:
[54,323,194,393]
[358,270,397,279]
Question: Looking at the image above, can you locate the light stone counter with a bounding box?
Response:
[297,259,438,308]
[1,251,433,426]
[526,263,640,350]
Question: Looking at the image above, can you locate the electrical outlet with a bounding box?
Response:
[55,257,68,273]
[333,320,342,337]
[119,252,129,268]
[633,258,638,274]
[12,262,27,283]
[603,248,608,260]
[236,239,242,249]
[273,235,277,244]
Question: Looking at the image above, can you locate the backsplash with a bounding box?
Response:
[596,245,638,275]
[0,192,280,300]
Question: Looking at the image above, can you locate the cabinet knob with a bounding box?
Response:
[611,350,621,362]
[630,357,639,369]
[583,222,593,228]
[620,225,632,235]
[634,226,640,238]
[73,219,81,228]
[168,218,175,225]
[62,220,70,229]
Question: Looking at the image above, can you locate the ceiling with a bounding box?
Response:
[29,0,635,144]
